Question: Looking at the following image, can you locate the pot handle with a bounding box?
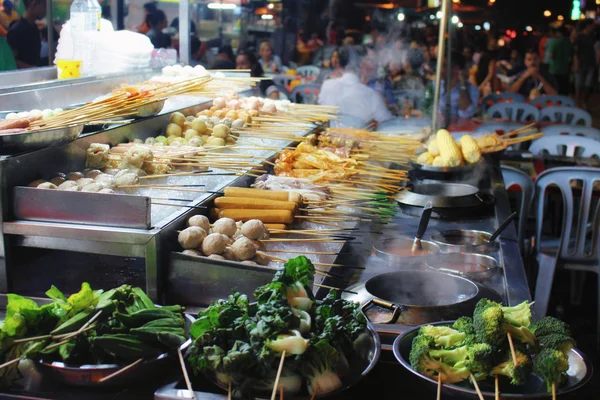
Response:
[360,298,404,324]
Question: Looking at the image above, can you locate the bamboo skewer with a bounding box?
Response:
[506,332,518,366]
[98,358,144,383]
[178,348,195,399]
[495,374,500,400]
[470,374,485,400]
[310,383,319,400]
[228,382,232,400]
[552,381,556,400]
[437,372,442,400]
[314,283,357,294]
[271,351,286,400]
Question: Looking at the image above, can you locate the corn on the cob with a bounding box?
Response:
[476,134,501,149]
[460,135,482,164]
[427,138,440,156]
[436,130,462,167]
[417,151,435,165]
[432,156,446,167]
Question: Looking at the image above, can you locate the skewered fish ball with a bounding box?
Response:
[121,146,153,169]
[114,173,139,187]
[133,139,143,144]
[58,181,79,191]
[182,249,202,257]
[231,237,256,261]
[178,226,207,250]
[188,215,210,231]
[28,179,47,187]
[185,116,195,122]
[81,183,103,192]
[155,135,168,144]
[76,178,95,188]
[50,176,66,186]
[170,112,186,127]
[37,182,57,189]
[208,254,225,261]
[145,137,155,145]
[221,234,233,246]
[241,219,268,240]
[144,162,171,175]
[202,233,227,255]
[66,172,84,181]
[212,218,237,237]
[213,97,226,109]
[223,247,237,261]
[231,119,244,129]
[182,122,193,132]
[191,118,207,133]
[206,137,225,147]
[84,169,103,179]
[251,239,266,252]
[254,252,270,265]
[225,111,238,120]
[209,116,221,126]
[184,129,200,140]
[86,143,110,169]
[188,138,202,147]
[115,168,146,178]
[99,188,115,194]
[95,175,115,189]
[165,123,182,137]
[226,137,236,145]
[212,124,230,139]
[201,135,210,143]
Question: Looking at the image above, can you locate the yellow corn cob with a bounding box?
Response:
[432,156,446,167]
[436,129,462,167]
[417,151,435,165]
[460,135,482,164]
[427,138,440,156]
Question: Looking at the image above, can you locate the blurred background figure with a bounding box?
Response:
[7,0,46,68]
[0,0,17,70]
[236,49,277,97]
[145,9,170,49]
[548,26,573,96]
[509,50,557,99]
[258,41,283,73]
[0,0,19,31]
[574,20,597,108]
[439,51,479,124]
[135,2,156,34]
[325,47,343,79]
[210,44,235,70]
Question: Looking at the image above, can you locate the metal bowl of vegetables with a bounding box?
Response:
[393,321,593,399]
[187,256,381,399]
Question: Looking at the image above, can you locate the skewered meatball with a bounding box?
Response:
[221,234,233,245]
[212,124,230,139]
[121,146,153,169]
[99,188,115,194]
[86,143,110,169]
[178,226,207,250]
[37,182,57,189]
[213,97,226,109]
[102,168,120,175]
[208,254,226,261]
[191,118,207,134]
[95,175,115,189]
[114,173,139,187]
[241,260,258,266]
[115,169,145,179]
[84,169,103,179]
[58,181,80,191]
[251,240,266,252]
[231,119,244,129]
[28,179,47,187]
[231,237,256,261]
[254,252,271,266]
[241,219,268,240]
[165,123,183,137]
[182,249,202,257]
[81,183,103,192]
[170,112,186,127]
[222,247,237,261]
[201,233,227,255]
[212,218,237,237]
[50,176,66,186]
[76,178,95,189]
[188,215,210,231]
[206,137,225,147]
[66,172,84,181]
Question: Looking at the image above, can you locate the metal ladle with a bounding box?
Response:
[412,201,433,253]
[474,211,518,247]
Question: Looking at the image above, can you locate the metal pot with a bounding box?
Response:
[430,229,498,254]
[342,270,480,326]
[426,252,500,281]
[372,237,439,265]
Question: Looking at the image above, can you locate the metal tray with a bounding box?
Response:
[0,124,83,153]
[430,229,498,254]
[393,321,593,399]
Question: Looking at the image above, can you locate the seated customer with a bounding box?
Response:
[236,49,277,97]
[145,10,170,49]
[210,45,235,70]
[318,45,392,123]
[438,52,479,122]
[509,49,557,99]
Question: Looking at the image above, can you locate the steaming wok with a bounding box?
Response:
[342,270,501,325]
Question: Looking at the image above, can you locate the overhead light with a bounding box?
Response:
[430,14,435,20]
[558,15,564,20]
[267,3,274,8]
[498,38,505,47]
[525,26,532,32]
[207,3,236,10]
[397,13,405,21]
[475,25,481,30]
[436,11,442,19]
[458,22,463,28]
[451,15,459,24]
[543,10,551,17]
[483,22,490,30]
[261,14,273,20]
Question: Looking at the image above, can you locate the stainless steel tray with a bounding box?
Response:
[13,186,151,229]
[0,125,83,153]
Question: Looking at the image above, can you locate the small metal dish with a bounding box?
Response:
[431,229,498,253]
[427,252,500,280]
[393,321,594,399]
[0,124,84,153]
[372,237,440,263]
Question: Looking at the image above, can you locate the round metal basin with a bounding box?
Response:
[427,252,499,280]
[431,229,498,253]
[372,237,439,263]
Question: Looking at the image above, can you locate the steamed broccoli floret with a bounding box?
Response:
[537,334,576,354]
[505,324,536,346]
[533,348,569,392]
[474,299,506,345]
[490,351,532,386]
[502,301,532,328]
[453,317,475,335]
[419,325,467,348]
[429,346,469,365]
[409,335,470,384]
[531,316,571,338]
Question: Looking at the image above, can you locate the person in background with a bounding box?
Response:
[318,45,392,123]
[496,48,525,77]
[7,0,45,68]
[136,2,156,34]
[325,47,343,79]
[439,51,479,123]
[471,39,498,97]
[145,10,170,49]
[509,49,557,99]
[548,26,573,96]
[540,28,555,72]
[236,49,277,97]
[574,20,597,108]
[210,44,235,69]
[0,0,19,31]
[258,41,283,73]
[169,17,196,36]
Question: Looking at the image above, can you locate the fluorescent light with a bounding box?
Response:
[436,11,442,19]
[207,3,236,10]
[451,15,459,24]
[475,25,481,30]
[267,3,274,8]
[397,13,405,21]
[525,26,532,32]
[483,22,490,30]
[261,14,273,20]
[458,22,463,28]
[430,14,435,20]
